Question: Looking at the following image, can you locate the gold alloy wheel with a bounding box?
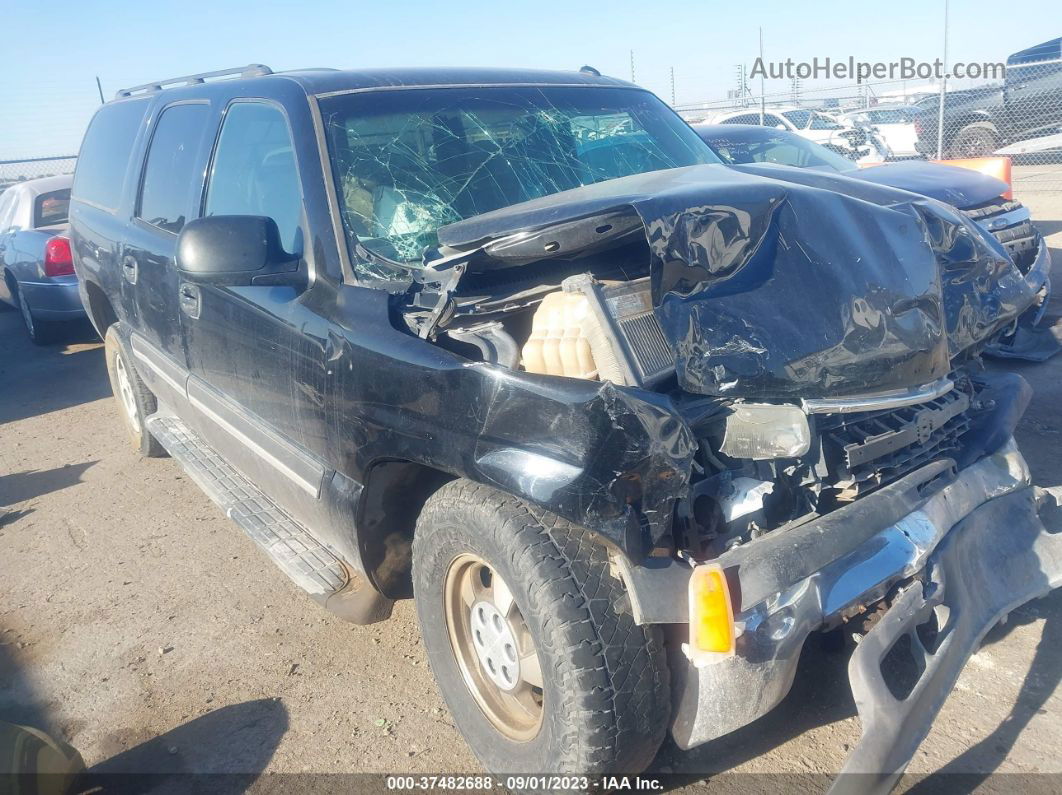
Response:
[443,553,545,741]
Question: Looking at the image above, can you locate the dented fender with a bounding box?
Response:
[330,287,695,559]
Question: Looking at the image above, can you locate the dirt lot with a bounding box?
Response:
[2,196,1062,792]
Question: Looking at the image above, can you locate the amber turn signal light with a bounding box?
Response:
[688,564,735,665]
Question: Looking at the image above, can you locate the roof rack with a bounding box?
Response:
[115,64,273,99]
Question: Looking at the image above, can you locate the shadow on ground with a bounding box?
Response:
[0,311,110,425]
[0,461,97,506]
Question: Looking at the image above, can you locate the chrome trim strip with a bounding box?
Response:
[129,334,186,397]
[975,205,1031,232]
[801,377,953,414]
[187,389,321,498]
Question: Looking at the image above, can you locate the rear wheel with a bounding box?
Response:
[16,286,58,345]
[104,324,166,457]
[949,122,999,158]
[412,479,670,776]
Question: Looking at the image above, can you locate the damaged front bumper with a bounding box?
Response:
[985,232,1059,361]
[617,437,1062,786]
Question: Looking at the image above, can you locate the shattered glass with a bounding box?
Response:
[319,86,719,267]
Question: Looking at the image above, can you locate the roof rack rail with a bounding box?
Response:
[115,64,273,99]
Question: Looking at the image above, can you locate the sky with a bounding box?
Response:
[2,0,1057,160]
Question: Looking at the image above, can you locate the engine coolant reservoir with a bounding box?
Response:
[521,279,629,383]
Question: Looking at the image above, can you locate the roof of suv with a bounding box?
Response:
[114,66,637,102]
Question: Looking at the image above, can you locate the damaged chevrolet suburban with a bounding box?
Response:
[70,65,1062,790]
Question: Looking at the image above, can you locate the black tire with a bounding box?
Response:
[15,284,60,345]
[104,324,167,457]
[412,479,670,776]
[948,122,999,158]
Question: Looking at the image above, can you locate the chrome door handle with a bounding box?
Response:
[179,283,201,319]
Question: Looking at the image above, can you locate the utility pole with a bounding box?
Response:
[758,28,766,125]
[630,50,636,84]
[95,76,105,104]
[935,0,949,159]
[670,66,676,106]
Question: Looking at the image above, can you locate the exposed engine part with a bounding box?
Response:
[717,477,775,523]
[445,322,520,369]
[521,273,674,386]
[521,287,617,381]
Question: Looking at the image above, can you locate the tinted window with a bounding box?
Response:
[700,129,856,172]
[205,103,302,253]
[33,189,71,227]
[809,113,843,130]
[139,104,209,234]
[782,110,811,128]
[73,99,150,211]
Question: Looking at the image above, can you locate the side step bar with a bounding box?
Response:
[146,415,392,623]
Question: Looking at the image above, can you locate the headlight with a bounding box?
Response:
[719,403,811,460]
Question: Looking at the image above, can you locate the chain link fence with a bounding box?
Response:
[0,156,77,191]
[674,45,1062,198]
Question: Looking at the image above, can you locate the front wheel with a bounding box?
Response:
[412,480,670,776]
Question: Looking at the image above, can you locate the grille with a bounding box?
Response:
[962,198,1039,274]
[818,385,973,494]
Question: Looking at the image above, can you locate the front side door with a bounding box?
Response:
[120,101,211,410]
[180,100,332,525]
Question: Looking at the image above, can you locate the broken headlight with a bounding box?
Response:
[718,403,811,460]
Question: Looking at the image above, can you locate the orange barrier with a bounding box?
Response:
[932,156,1013,199]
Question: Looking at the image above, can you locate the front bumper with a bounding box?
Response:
[985,232,1059,361]
[617,434,1062,785]
[832,484,1062,794]
[18,277,85,321]
[665,438,1033,748]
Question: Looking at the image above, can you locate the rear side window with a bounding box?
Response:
[33,189,71,227]
[205,102,302,253]
[138,103,209,234]
[73,99,149,211]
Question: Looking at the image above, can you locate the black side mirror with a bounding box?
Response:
[176,215,302,287]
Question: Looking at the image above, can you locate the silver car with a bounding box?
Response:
[0,174,83,344]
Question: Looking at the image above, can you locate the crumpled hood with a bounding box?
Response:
[438,164,1032,399]
[839,160,1010,209]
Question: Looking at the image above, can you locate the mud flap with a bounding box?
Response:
[830,487,1062,795]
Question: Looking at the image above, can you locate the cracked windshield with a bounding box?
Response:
[321,86,719,264]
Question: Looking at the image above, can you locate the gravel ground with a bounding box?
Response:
[2,195,1062,792]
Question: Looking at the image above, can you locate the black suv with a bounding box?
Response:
[71,64,1062,785]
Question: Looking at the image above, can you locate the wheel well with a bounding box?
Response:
[83,279,118,337]
[357,460,456,599]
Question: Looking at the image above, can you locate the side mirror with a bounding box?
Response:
[176,215,302,287]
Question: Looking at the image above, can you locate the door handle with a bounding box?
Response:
[121,254,138,285]
[179,283,201,319]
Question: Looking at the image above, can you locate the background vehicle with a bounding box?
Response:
[70,65,1061,789]
[712,105,892,163]
[693,123,1053,359]
[0,174,82,344]
[840,104,921,157]
[915,38,1062,157]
